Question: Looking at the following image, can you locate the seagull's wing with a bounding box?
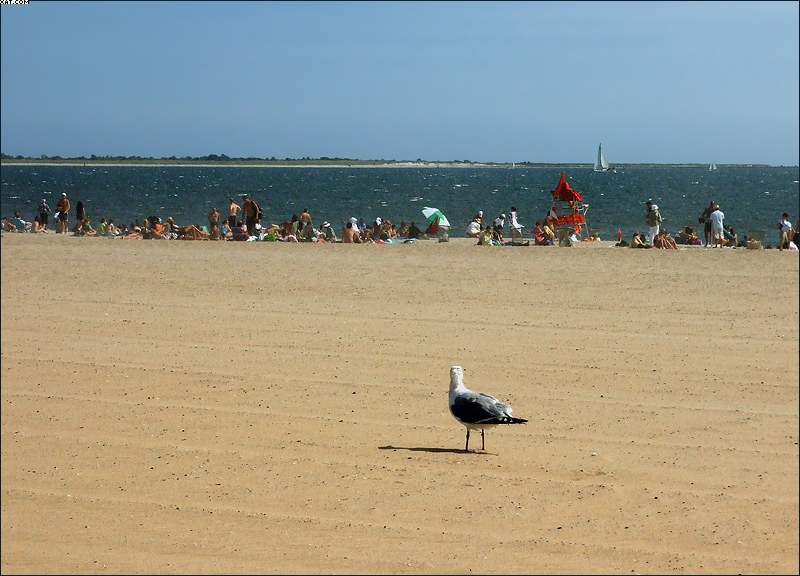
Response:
[478,392,513,416]
[452,390,513,425]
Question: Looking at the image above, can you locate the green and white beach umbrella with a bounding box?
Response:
[421,206,451,228]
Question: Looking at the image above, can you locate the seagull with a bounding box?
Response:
[448,365,528,451]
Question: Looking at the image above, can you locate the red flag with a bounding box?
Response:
[553,171,583,203]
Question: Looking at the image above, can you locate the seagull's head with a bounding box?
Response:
[450,365,464,390]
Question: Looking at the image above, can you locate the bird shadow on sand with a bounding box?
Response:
[378,445,495,455]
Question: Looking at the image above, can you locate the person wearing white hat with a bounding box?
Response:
[645,200,662,246]
[320,221,337,242]
[493,213,506,242]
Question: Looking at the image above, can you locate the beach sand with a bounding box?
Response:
[2,233,798,575]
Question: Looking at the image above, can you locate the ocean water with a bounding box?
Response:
[2,164,798,244]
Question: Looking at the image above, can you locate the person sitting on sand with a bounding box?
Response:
[631,231,651,248]
[466,219,481,238]
[541,220,556,245]
[11,211,30,232]
[74,217,97,236]
[342,221,363,243]
[492,224,504,244]
[158,217,179,239]
[299,220,319,241]
[476,224,494,246]
[677,226,700,245]
[149,217,167,239]
[31,215,48,233]
[318,221,337,242]
[219,221,233,240]
[379,219,396,241]
[723,225,738,247]
[532,221,548,245]
[654,228,678,249]
[178,224,210,240]
[122,223,142,239]
[407,221,423,240]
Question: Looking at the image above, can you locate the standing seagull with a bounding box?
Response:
[448,365,528,451]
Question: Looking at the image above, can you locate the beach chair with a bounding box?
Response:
[509,223,525,244]
[747,230,767,249]
[11,217,30,232]
[508,212,526,245]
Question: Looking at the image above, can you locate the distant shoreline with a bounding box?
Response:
[0,161,784,169]
[1,161,503,169]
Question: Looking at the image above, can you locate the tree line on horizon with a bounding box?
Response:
[0,153,777,168]
[0,153,518,166]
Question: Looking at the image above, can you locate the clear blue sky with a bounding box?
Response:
[2,1,798,165]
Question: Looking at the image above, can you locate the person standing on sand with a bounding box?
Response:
[778,213,792,251]
[55,192,70,234]
[300,207,313,227]
[72,200,87,233]
[208,207,220,232]
[38,198,52,228]
[710,204,725,248]
[228,197,241,229]
[699,201,715,247]
[645,200,661,246]
[241,195,258,235]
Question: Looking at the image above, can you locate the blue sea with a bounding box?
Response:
[2,164,798,244]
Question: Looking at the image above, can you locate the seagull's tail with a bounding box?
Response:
[484,416,528,425]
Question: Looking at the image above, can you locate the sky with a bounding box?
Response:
[1,1,798,166]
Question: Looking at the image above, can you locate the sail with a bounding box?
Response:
[594,143,610,172]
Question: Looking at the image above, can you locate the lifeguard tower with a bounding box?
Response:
[549,171,590,246]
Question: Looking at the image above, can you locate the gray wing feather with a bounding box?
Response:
[478,392,513,416]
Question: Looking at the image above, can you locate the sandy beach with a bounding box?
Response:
[1,233,798,575]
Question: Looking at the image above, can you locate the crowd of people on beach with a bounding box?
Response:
[3,191,799,251]
[0,193,435,245]
[607,200,799,251]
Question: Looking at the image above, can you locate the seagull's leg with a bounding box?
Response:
[465,430,470,452]
[481,430,485,450]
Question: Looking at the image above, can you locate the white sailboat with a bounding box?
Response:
[708,163,718,171]
[593,143,611,172]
